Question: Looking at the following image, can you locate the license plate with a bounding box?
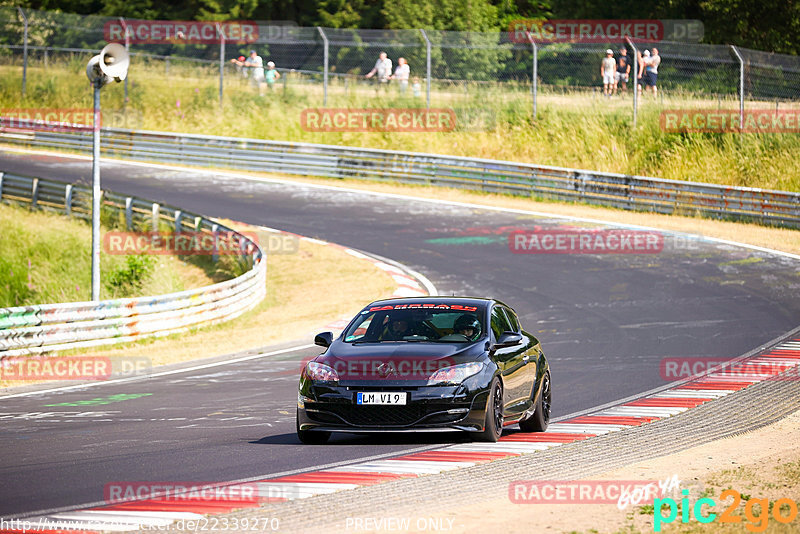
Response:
[356,392,407,405]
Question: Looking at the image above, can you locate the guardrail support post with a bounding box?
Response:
[317,27,329,105]
[65,184,73,216]
[152,202,160,231]
[420,29,432,109]
[31,177,39,209]
[18,7,28,98]
[211,223,219,263]
[731,45,745,134]
[626,37,638,128]
[125,197,133,229]
[174,209,183,232]
[0,172,4,200]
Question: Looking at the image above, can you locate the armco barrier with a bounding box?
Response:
[1,125,798,227]
[0,171,266,357]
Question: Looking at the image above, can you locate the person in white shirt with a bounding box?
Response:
[600,49,616,97]
[645,48,661,96]
[392,57,410,93]
[366,52,392,92]
[243,50,266,95]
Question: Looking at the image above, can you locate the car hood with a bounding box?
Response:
[315,340,484,384]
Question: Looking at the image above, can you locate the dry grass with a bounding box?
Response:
[0,201,215,305]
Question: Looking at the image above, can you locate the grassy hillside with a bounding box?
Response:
[0,62,798,192]
[0,202,215,306]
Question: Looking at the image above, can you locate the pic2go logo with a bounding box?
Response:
[654,489,799,532]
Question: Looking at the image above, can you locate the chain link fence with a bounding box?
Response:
[1,7,799,127]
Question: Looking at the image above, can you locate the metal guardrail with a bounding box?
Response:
[1,125,798,228]
[0,171,266,357]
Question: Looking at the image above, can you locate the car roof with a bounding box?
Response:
[365,296,500,308]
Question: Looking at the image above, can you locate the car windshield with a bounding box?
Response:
[343,306,485,343]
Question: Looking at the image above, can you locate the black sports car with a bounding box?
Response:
[296,297,551,444]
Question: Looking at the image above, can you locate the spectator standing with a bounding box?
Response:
[614,47,631,95]
[265,61,281,90]
[637,49,650,95]
[645,48,661,96]
[365,52,393,92]
[229,55,249,78]
[244,50,266,95]
[392,57,410,93]
[601,49,616,97]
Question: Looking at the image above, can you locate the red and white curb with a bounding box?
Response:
[9,338,799,533]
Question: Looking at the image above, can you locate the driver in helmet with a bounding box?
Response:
[453,314,481,341]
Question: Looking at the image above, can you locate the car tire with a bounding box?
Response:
[519,370,551,432]
[474,377,503,442]
[296,410,330,445]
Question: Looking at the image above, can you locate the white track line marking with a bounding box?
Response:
[0,344,315,400]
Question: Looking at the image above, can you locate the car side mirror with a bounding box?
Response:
[314,332,333,348]
[494,331,522,349]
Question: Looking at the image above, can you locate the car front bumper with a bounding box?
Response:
[297,382,490,433]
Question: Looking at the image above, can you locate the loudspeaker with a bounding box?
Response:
[86,43,129,86]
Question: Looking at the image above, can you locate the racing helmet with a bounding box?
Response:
[454,314,481,340]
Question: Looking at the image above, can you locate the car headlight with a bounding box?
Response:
[427,362,483,385]
[305,361,339,383]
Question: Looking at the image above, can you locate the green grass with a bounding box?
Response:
[0,201,214,306]
[0,61,798,191]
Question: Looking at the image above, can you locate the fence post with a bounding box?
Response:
[65,184,73,216]
[119,17,130,105]
[17,7,28,98]
[730,45,745,133]
[174,209,182,232]
[44,48,48,67]
[0,172,4,200]
[420,29,431,109]
[125,197,133,229]
[626,37,638,128]
[527,32,538,122]
[217,23,225,107]
[317,27,329,105]
[152,202,160,231]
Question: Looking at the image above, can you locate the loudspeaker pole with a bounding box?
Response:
[91,81,101,301]
[85,43,129,302]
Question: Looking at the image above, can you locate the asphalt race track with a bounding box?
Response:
[1,150,798,517]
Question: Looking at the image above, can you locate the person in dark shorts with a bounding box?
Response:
[614,47,631,95]
[645,48,661,96]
